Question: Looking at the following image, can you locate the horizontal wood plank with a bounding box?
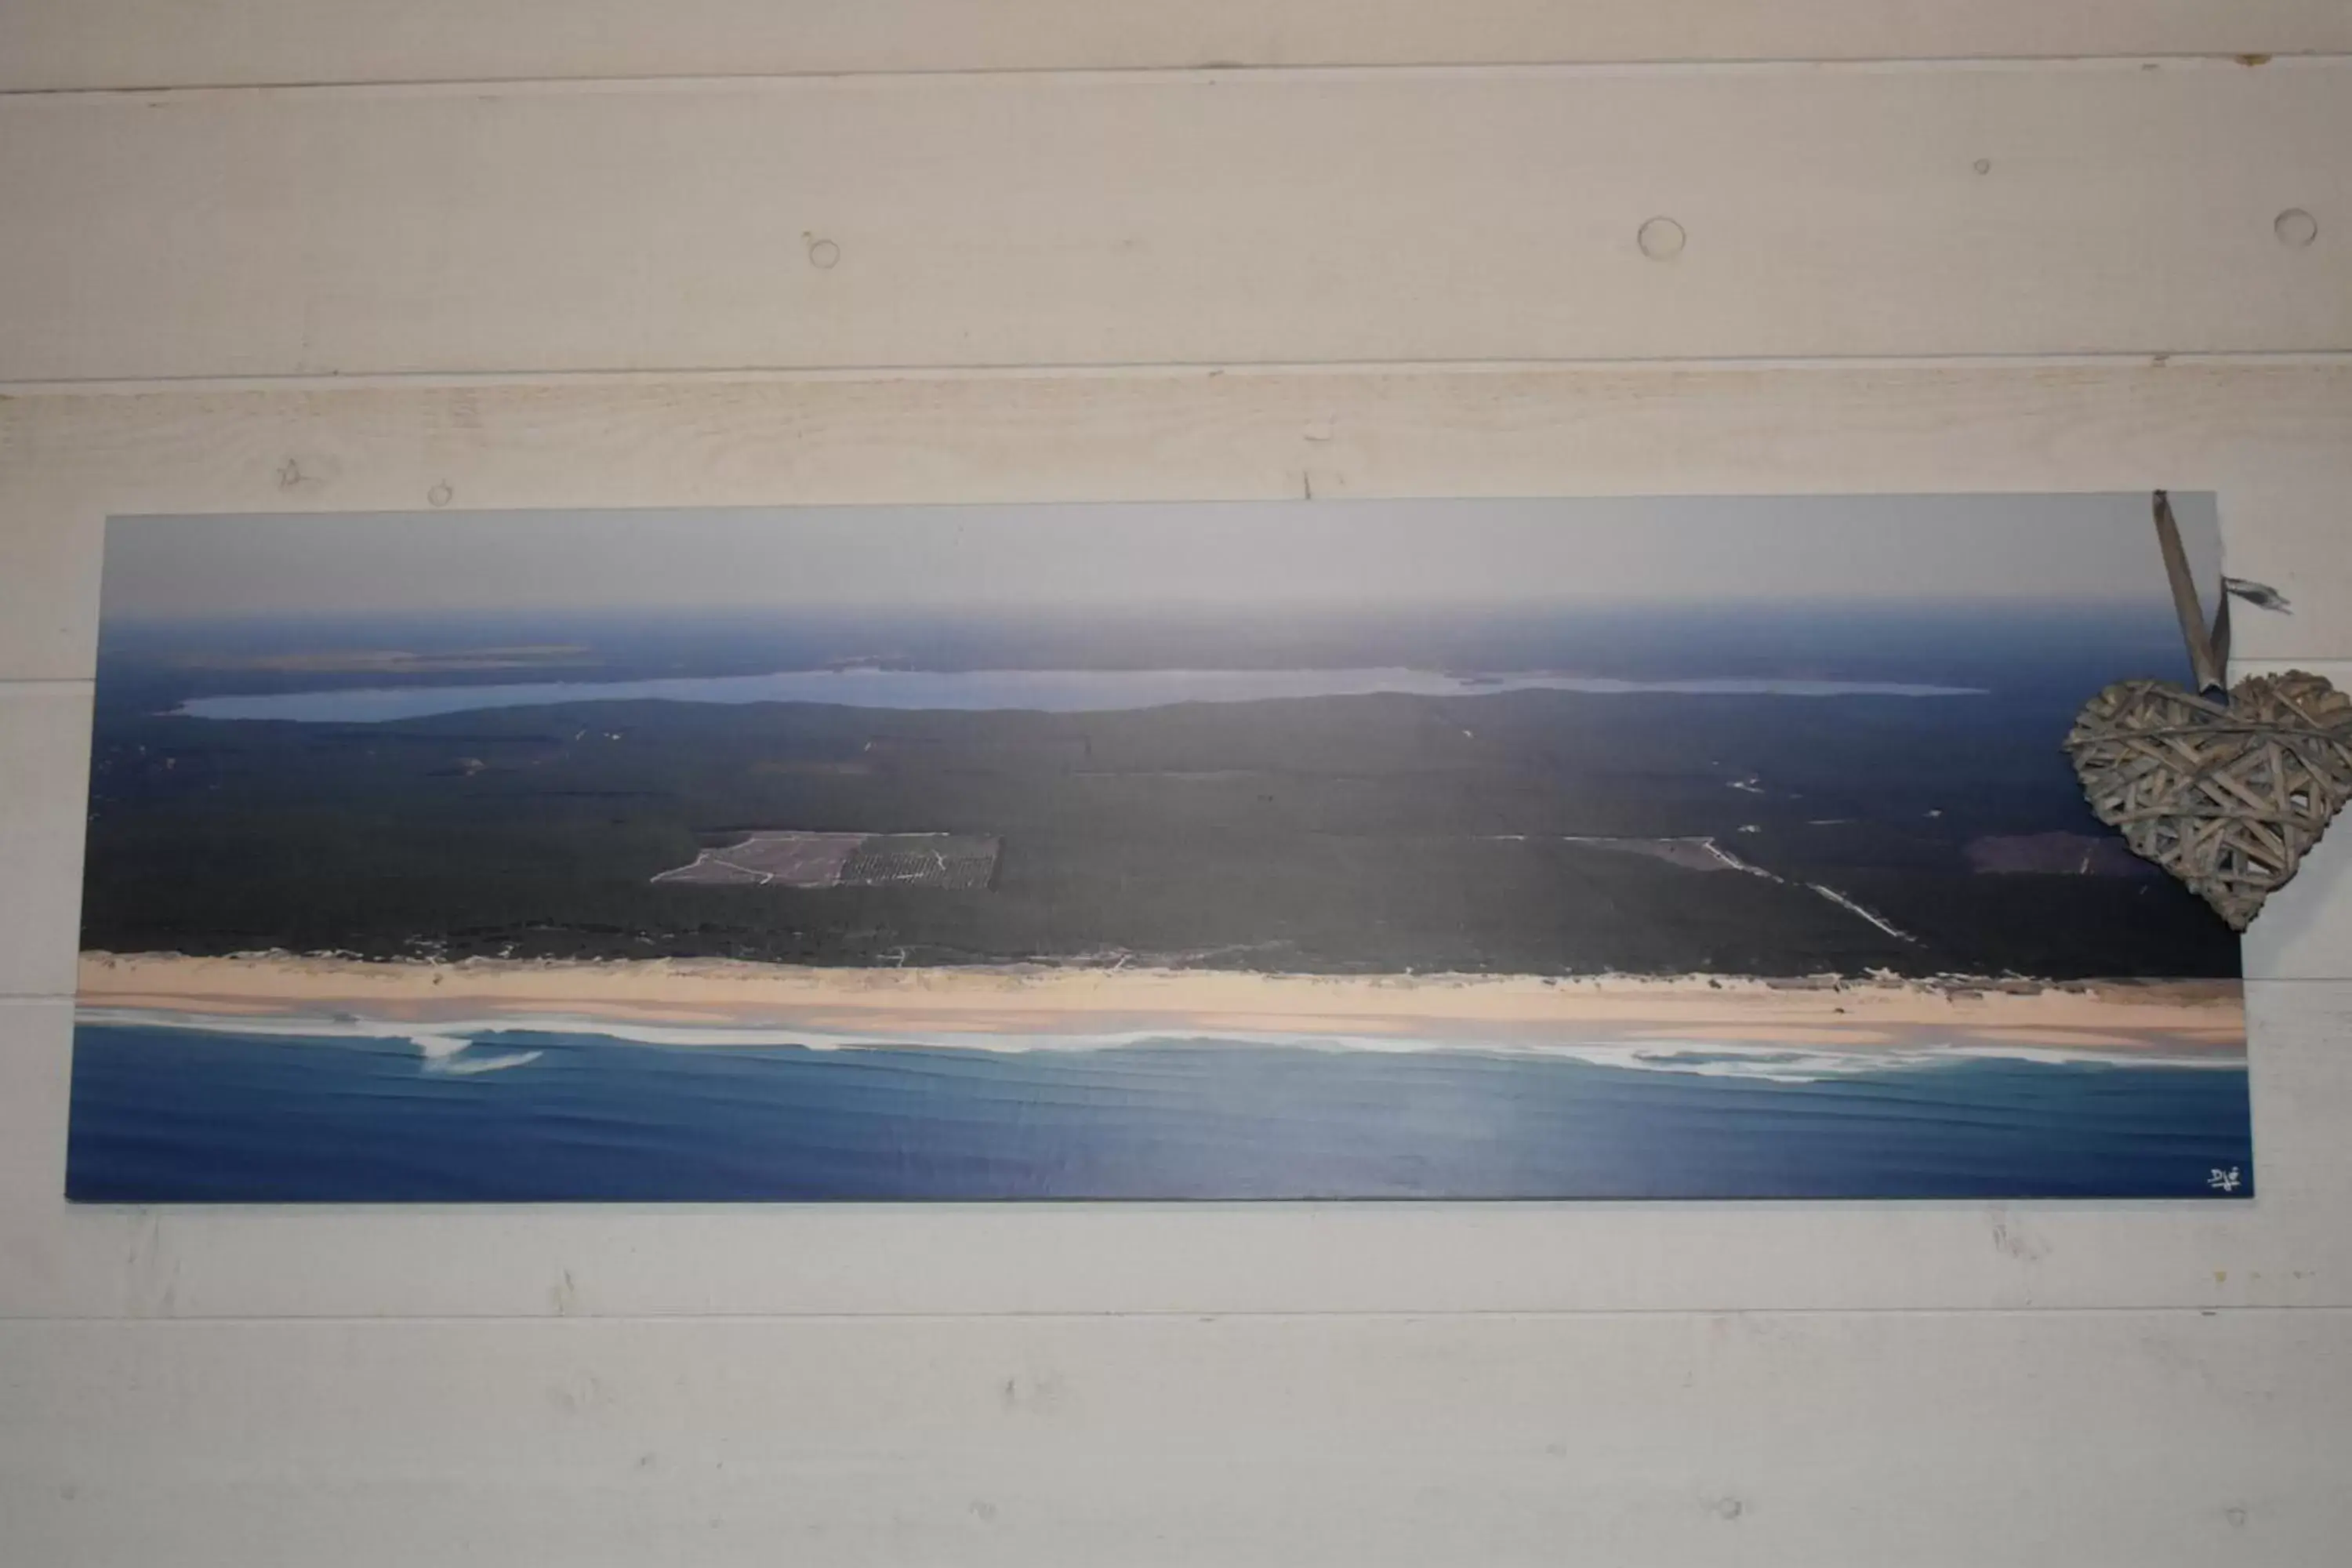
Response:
[2230,662,2352,982]
[2,1309,2347,1565]
[5,366,2352,681]
[0,978,2342,1319]
[3,1,2347,91]
[0,688,87,998]
[2,63,2347,381]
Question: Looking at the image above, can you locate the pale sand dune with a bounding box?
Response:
[77,952,2245,1054]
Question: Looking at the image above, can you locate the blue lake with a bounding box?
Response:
[174,667,1991,724]
[67,1022,2252,1201]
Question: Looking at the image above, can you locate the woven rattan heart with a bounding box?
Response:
[2065,670,2352,930]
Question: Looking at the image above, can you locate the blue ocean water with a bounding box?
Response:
[66,1022,2254,1202]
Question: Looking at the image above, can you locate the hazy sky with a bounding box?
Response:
[102,493,2221,622]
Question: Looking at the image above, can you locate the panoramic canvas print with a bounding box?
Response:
[70,496,2249,1200]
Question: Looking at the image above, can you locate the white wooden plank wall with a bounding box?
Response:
[2,5,2350,1563]
[5,0,2352,86]
[5,63,2350,378]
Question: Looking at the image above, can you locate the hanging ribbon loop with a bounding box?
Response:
[2152,489,2230,693]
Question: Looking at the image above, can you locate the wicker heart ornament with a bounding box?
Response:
[2065,671,2352,930]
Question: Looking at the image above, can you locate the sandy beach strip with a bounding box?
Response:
[77,952,2246,1054]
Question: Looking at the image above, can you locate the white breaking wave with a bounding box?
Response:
[406,1030,544,1075]
[399,1028,546,1074]
[426,1049,545,1076]
[75,1007,2238,1085]
[74,1012,552,1079]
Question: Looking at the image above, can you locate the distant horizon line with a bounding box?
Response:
[100,596,2192,628]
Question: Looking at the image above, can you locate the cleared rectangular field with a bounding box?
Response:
[653,831,999,889]
[652,831,867,887]
[838,835,1001,891]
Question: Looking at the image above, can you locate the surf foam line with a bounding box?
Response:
[410,1030,543,1076]
[86,1014,550,1076]
[74,1007,2242,1084]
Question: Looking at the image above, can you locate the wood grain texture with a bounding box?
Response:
[3,1309,2347,1566]
[0,978,2340,1321]
[3,1,2347,90]
[5,365,2351,680]
[0,688,87,997]
[2224,663,2352,979]
[2,62,2347,381]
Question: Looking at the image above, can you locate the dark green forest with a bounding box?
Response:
[78,685,2237,979]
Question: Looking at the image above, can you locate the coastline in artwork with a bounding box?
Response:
[69,496,2251,1200]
